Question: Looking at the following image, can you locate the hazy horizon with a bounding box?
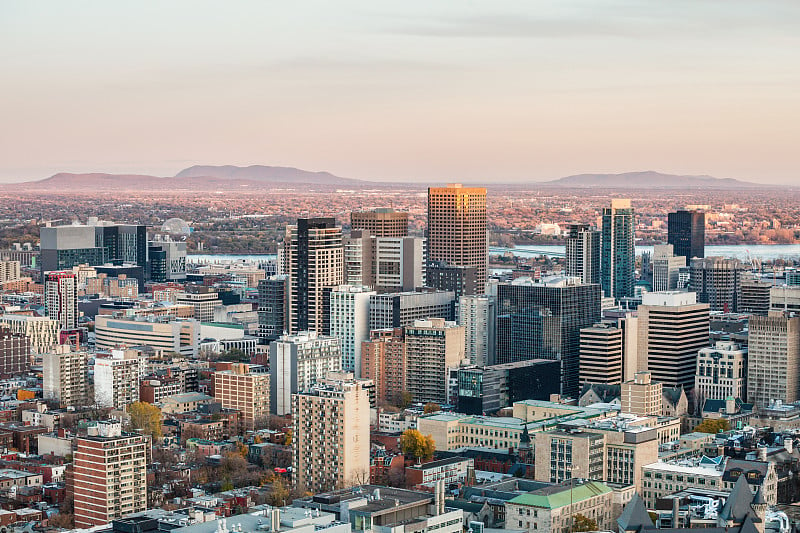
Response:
[2,1,799,185]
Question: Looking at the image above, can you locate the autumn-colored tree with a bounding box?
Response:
[400,429,435,462]
[284,429,293,446]
[572,513,598,532]
[127,402,163,440]
[693,418,731,434]
[268,477,290,506]
[253,434,263,444]
[423,403,441,414]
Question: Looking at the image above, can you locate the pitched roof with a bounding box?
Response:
[617,493,654,532]
[718,475,753,522]
[662,387,685,406]
[509,481,611,510]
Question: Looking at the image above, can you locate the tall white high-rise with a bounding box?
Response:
[329,285,375,375]
[45,271,78,330]
[565,224,600,285]
[652,244,686,291]
[459,294,495,366]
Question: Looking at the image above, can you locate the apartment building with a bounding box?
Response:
[328,285,374,375]
[747,312,800,407]
[405,319,466,405]
[621,372,662,417]
[43,345,91,407]
[0,315,59,354]
[213,363,270,428]
[292,379,370,493]
[73,421,149,528]
[94,349,143,408]
[269,331,341,416]
[361,328,407,406]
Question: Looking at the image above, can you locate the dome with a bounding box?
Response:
[162,218,191,236]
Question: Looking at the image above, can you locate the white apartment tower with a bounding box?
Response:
[43,345,91,407]
[269,331,342,416]
[459,294,496,366]
[45,271,78,330]
[329,285,375,375]
[94,349,143,408]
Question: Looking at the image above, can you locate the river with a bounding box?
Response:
[188,244,800,264]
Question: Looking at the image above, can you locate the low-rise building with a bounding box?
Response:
[505,480,615,533]
[405,456,474,489]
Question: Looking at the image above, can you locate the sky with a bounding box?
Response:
[1,0,799,184]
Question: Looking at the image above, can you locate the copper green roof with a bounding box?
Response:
[508,481,612,509]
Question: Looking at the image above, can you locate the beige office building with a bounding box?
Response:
[176,286,220,323]
[43,345,91,407]
[213,363,270,428]
[695,341,748,403]
[427,184,487,294]
[580,323,624,385]
[94,315,200,358]
[350,208,409,237]
[405,319,466,405]
[637,291,710,391]
[621,372,662,416]
[292,379,370,493]
[747,312,800,408]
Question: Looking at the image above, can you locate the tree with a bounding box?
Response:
[693,418,731,434]
[572,513,598,532]
[268,477,290,506]
[127,402,163,440]
[398,391,413,409]
[49,513,75,529]
[400,429,435,462]
[423,403,441,414]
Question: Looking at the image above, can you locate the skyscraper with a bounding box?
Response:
[565,224,600,285]
[329,285,375,375]
[257,275,288,343]
[459,294,496,366]
[637,291,710,392]
[747,312,800,408]
[45,271,78,330]
[427,184,487,295]
[652,244,685,291]
[689,257,746,312]
[292,379,370,493]
[496,276,601,396]
[668,210,705,266]
[350,208,409,237]
[601,199,635,299]
[280,218,344,333]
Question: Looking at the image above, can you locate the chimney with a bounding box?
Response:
[725,397,736,414]
[435,480,445,515]
[758,446,767,461]
[785,438,794,454]
[672,497,680,527]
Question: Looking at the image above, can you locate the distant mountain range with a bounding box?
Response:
[4,166,777,191]
[541,171,764,189]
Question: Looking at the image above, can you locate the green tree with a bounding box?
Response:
[398,391,413,409]
[572,513,598,532]
[400,429,435,462]
[693,418,731,434]
[127,402,163,440]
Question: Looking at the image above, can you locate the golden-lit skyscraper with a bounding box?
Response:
[427,184,487,295]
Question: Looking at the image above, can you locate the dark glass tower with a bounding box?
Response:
[668,210,705,266]
[495,277,601,397]
[601,199,635,299]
